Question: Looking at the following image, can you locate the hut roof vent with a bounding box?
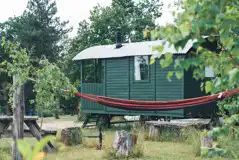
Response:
[115,27,122,49]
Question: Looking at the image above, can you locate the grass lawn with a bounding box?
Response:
[0,117,230,160]
[0,128,227,160]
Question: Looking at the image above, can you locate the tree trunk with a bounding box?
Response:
[113,131,137,157]
[12,75,25,160]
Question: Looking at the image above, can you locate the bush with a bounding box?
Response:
[217,132,239,159]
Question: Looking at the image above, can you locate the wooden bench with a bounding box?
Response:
[0,116,54,152]
[145,118,211,139]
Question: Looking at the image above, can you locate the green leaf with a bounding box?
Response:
[17,139,32,158]
[228,68,239,83]
[213,78,221,87]
[31,136,55,158]
[167,71,174,82]
[150,58,155,65]
[231,46,239,55]
[165,52,173,60]
[153,45,164,53]
[175,71,183,79]
[205,81,213,93]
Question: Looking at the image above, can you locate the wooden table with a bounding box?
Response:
[0,116,54,152]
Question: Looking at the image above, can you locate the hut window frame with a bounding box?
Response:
[82,59,104,83]
[134,55,150,82]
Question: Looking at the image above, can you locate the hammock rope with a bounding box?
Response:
[65,88,239,111]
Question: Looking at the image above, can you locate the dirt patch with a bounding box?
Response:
[40,120,82,131]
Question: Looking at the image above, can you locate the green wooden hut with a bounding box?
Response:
[73,39,217,126]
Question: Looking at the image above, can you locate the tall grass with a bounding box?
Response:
[217,131,239,159]
[0,141,11,160]
[181,127,201,156]
[143,126,201,157]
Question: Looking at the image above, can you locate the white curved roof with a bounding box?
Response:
[72,40,195,61]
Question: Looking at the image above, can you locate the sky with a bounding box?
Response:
[0,0,179,37]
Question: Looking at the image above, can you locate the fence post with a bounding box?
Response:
[99,127,102,150]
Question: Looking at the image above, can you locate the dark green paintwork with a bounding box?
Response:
[184,68,218,118]
[80,56,185,118]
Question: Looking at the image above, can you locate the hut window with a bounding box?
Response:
[134,56,149,81]
[82,59,103,83]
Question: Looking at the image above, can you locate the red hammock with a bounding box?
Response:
[66,88,239,111]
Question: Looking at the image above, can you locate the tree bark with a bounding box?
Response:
[61,127,82,146]
[12,75,25,160]
[113,131,137,157]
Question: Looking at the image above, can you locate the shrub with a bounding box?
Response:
[217,132,239,159]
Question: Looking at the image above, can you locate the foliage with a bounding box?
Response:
[63,0,163,83]
[17,136,55,160]
[0,37,31,105]
[0,0,73,115]
[0,0,71,62]
[151,0,239,112]
[150,0,239,158]
[202,114,239,159]
[0,37,76,115]
[33,59,76,113]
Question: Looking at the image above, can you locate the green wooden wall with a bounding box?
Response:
[81,56,184,117]
[184,68,218,118]
[105,58,129,112]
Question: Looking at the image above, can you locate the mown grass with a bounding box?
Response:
[0,117,233,160]
[0,127,228,160]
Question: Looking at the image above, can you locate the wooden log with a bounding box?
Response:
[12,75,25,160]
[61,127,82,146]
[113,131,137,157]
[148,126,160,141]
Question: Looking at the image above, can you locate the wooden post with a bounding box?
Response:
[99,127,102,150]
[12,75,25,160]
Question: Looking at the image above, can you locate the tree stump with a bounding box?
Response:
[113,131,137,157]
[201,136,213,148]
[148,126,160,140]
[61,127,82,146]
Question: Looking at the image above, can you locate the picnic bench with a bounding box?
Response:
[0,116,54,152]
[145,118,211,140]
